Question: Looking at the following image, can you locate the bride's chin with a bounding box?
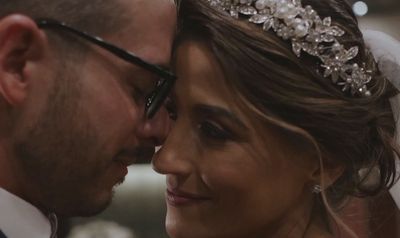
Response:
[165,216,190,238]
[165,223,180,238]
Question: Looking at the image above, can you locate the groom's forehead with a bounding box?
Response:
[111,0,176,65]
[119,0,176,22]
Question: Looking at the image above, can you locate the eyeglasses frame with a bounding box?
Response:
[35,18,177,119]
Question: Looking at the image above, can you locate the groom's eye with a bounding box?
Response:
[165,97,177,120]
[131,85,146,102]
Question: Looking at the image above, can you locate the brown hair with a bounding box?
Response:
[0,0,128,60]
[175,0,399,226]
[0,0,126,35]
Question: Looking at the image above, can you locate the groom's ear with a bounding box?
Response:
[0,14,47,107]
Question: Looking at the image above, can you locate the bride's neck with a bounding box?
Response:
[264,195,331,238]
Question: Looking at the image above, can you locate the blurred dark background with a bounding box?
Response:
[349,0,400,39]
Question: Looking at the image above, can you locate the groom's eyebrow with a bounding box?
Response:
[194,104,248,129]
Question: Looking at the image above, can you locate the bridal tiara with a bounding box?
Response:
[207,0,373,97]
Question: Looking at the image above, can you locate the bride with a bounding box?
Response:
[153,0,400,237]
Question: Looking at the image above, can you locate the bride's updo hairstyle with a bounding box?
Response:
[175,0,399,209]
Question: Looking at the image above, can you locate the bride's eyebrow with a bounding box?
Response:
[193,104,248,129]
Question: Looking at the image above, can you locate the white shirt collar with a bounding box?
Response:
[390,161,400,209]
[390,182,400,209]
[0,187,52,238]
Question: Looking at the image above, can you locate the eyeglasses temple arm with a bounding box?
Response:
[35,18,176,81]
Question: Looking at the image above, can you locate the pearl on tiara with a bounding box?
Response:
[207,0,372,97]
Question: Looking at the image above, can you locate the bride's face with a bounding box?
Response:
[152,40,316,238]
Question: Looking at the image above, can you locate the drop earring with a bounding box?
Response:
[312,184,322,194]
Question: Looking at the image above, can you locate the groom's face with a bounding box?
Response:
[11,0,176,216]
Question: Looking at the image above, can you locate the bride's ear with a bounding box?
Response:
[310,159,345,191]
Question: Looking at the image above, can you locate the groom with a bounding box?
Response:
[0,0,176,237]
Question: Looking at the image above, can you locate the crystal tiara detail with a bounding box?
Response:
[207,0,373,97]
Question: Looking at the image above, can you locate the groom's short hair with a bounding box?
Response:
[0,0,129,59]
[0,0,126,35]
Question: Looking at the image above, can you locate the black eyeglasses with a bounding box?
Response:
[35,18,176,119]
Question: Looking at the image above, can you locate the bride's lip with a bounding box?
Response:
[166,189,211,206]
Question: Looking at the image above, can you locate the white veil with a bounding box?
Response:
[363,30,400,209]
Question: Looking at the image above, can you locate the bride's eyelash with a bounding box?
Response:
[198,121,233,142]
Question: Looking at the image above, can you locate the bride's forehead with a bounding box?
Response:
[175,42,228,86]
[176,41,219,72]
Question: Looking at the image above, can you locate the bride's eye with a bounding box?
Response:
[198,121,232,141]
